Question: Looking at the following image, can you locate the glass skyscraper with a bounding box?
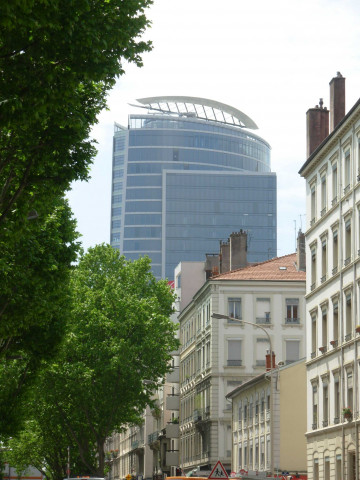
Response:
[110,96,276,279]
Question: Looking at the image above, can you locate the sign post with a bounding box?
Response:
[208,461,228,480]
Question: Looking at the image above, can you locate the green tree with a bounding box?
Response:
[9,246,179,477]
[0,0,153,227]
[0,198,80,435]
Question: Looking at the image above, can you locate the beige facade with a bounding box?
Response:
[299,74,360,480]
[178,254,306,476]
[227,360,307,476]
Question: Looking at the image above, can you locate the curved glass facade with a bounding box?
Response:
[111,111,276,279]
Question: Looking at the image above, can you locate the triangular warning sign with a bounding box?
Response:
[208,461,228,480]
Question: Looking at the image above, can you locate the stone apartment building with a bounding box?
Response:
[299,73,360,480]
[178,249,306,476]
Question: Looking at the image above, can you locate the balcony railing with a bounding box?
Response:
[344,257,351,266]
[332,266,338,275]
[321,207,327,217]
[330,339,338,348]
[332,196,338,206]
[310,282,316,291]
[334,416,340,424]
[285,317,300,324]
[321,274,327,283]
[344,184,350,194]
[310,218,316,227]
[256,317,271,324]
[311,351,316,359]
[322,419,329,427]
[345,333,352,342]
[227,359,242,366]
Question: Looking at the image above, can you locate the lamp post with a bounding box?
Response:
[211,313,274,476]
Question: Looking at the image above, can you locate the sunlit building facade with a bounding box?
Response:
[110,97,276,279]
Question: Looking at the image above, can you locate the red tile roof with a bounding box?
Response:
[213,253,306,282]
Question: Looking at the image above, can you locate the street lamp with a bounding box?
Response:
[211,313,274,476]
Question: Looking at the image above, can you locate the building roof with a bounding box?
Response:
[134,96,258,129]
[213,253,305,282]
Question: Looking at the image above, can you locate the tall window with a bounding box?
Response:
[311,247,317,290]
[344,150,351,193]
[321,174,327,215]
[285,340,300,364]
[228,339,242,366]
[312,383,318,428]
[344,218,351,265]
[334,375,340,422]
[347,371,353,411]
[321,237,327,282]
[332,162,338,204]
[228,298,242,319]
[345,292,352,338]
[286,298,299,323]
[321,308,328,349]
[311,314,317,357]
[323,381,329,426]
[332,300,339,343]
[332,229,338,274]
[256,298,271,324]
[310,184,316,225]
[256,338,268,366]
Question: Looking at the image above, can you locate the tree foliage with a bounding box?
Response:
[6,246,179,478]
[0,0,153,228]
[0,198,80,435]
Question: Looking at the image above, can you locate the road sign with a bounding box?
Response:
[208,461,228,480]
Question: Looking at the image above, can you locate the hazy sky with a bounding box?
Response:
[67,0,360,259]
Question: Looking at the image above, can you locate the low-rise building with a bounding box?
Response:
[226,358,307,477]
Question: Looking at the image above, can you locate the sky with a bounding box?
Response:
[67,0,360,259]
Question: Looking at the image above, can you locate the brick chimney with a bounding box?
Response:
[306,98,329,157]
[265,350,276,371]
[329,72,345,132]
[296,229,306,272]
[219,240,230,273]
[229,230,248,270]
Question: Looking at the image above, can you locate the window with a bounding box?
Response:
[332,162,338,204]
[312,383,318,428]
[286,298,299,323]
[228,339,242,366]
[344,218,351,265]
[285,340,300,364]
[332,301,339,343]
[347,371,353,412]
[311,247,317,290]
[344,150,351,193]
[334,375,340,422]
[321,237,327,282]
[311,314,317,357]
[322,381,329,426]
[321,308,328,349]
[256,338,268,366]
[332,229,338,274]
[321,174,327,215]
[345,292,352,338]
[310,184,316,225]
[256,298,270,324]
[228,298,242,320]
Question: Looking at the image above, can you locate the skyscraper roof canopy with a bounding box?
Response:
[133,96,258,129]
